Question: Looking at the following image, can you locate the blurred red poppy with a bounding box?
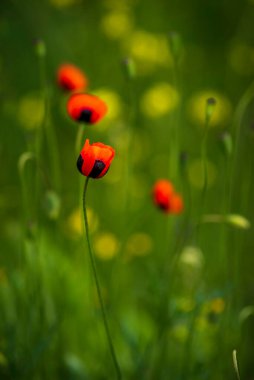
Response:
[77,139,115,179]
[153,179,183,214]
[67,93,107,124]
[57,64,88,92]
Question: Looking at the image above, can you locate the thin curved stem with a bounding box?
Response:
[229,80,254,209]
[200,117,209,217]
[82,177,122,380]
[37,42,61,193]
[75,123,85,157]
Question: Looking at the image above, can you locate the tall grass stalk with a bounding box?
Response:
[75,123,86,158]
[229,80,254,208]
[122,58,136,217]
[168,31,182,184]
[18,152,35,232]
[200,97,216,218]
[82,177,122,380]
[36,40,61,194]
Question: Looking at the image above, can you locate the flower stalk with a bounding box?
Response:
[82,177,122,380]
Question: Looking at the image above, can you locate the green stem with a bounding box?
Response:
[169,60,180,183]
[123,76,135,216]
[233,350,241,380]
[18,152,36,234]
[229,80,254,209]
[82,177,122,380]
[200,118,209,215]
[75,123,85,157]
[38,43,61,193]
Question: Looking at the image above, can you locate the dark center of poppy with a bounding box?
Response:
[157,200,169,211]
[89,160,105,178]
[77,154,84,174]
[78,109,92,123]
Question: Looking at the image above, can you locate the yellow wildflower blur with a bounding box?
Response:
[66,207,99,238]
[93,88,123,126]
[187,90,232,127]
[202,298,225,318]
[141,83,179,118]
[18,94,44,130]
[125,233,153,258]
[179,246,204,269]
[176,297,196,313]
[170,324,189,343]
[101,11,133,39]
[124,30,173,73]
[93,232,119,260]
[0,352,7,367]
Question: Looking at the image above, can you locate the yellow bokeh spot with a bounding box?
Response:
[125,233,153,257]
[176,297,196,312]
[101,11,133,39]
[18,94,45,130]
[66,207,98,238]
[203,297,225,314]
[141,83,179,118]
[49,0,80,8]
[93,88,123,127]
[179,246,204,269]
[196,316,210,331]
[229,43,254,76]
[188,159,217,189]
[209,298,225,314]
[187,90,232,127]
[0,352,7,367]
[93,232,119,260]
[170,324,188,343]
[124,30,172,73]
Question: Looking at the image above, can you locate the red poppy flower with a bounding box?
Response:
[153,179,183,214]
[57,64,88,92]
[67,93,107,124]
[77,139,115,179]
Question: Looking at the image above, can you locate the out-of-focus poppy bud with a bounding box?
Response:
[169,193,183,214]
[77,139,115,179]
[57,64,88,92]
[153,179,183,214]
[67,93,107,124]
[152,179,174,212]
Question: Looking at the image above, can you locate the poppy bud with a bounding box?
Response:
[153,179,183,214]
[169,193,183,214]
[205,97,216,124]
[77,139,115,179]
[67,93,107,124]
[57,64,88,92]
[152,179,174,212]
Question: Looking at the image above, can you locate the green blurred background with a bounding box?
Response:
[1,0,254,379]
